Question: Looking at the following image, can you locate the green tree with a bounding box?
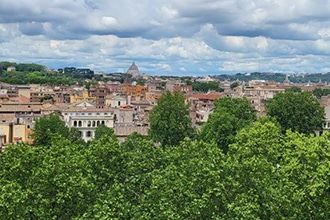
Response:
[278,131,330,219]
[200,97,256,153]
[93,124,115,141]
[193,81,223,92]
[32,114,69,146]
[266,91,324,134]
[313,87,330,98]
[27,136,96,219]
[0,144,38,219]
[230,81,239,89]
[137,138,226,219]
[68,127,85,145]
[148,91,195,148]
[224,118,290,219]
[285,86,302,93]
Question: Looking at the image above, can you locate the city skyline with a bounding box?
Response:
[1,0,330,75]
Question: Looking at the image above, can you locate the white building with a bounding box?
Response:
[61,101,114,142]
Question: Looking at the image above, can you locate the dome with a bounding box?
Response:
[127,62,139,78]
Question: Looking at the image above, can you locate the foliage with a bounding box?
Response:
[148,91,195,148]
[31,114,70,146]
[266,91,325,134]
[93,124,115,141]
[1,122,330,219]
[40,94,55,103]
[313,87,330,98]
[285,86,302,93]
[192,81,224,92]
[0,61,46,72]
[200,96,256,153]
[230,81,239,89]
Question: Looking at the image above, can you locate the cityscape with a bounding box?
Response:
[1,0,330,218]
[2,60,330,146]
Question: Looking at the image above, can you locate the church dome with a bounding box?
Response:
[127,62,139,78]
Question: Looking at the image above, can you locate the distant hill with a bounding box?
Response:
[211,72,330,83]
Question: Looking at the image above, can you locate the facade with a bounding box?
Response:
[70,90,95,104]
[89,85,107,108]
[108,95,127,108]
[61,101,114,142]
[122,85,147,101]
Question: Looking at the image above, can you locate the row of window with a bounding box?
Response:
[64,112,113,116]
[73,120,106,127]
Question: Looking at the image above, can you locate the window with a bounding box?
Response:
[87,121,91,127]
[92,121,96,127]
[73,121,77,127]
[86,131,92,137]
[78,121,82,127]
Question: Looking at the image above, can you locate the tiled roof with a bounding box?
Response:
[185,92,223,101]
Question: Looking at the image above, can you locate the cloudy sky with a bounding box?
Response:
[1,0,330,75]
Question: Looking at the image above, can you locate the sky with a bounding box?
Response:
[1,0,330,76]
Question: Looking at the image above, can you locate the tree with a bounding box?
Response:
[148,91,195,148]
[266,91,324,134]
[224,118,290,219]
[285,86,302,93]
[278,131,330,219]
[68,127,85,145]
[200,97,256,153]
[32,114,69,146]
[93,124,115,141]
[136,139,226,219]
[193,81,224,92]
[230,81,239,90]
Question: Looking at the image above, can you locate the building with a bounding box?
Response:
[126,62,139,78]
[122,85,147,101]
[61,101,114,142]
[89,85,107,108]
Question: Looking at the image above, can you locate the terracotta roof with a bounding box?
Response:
[0,103,42,112]
[185,92,223,101]
[0,113,15,122]
[8,95,30,103]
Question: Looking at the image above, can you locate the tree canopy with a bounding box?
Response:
[2,118,330,219]
[148,91,195,148]
[200,96,256,153]
[32,114,84,146]
[266,91,325,134]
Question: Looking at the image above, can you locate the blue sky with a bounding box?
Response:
[1,0,330,76]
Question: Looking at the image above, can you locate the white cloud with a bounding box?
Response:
[1,0,330,75]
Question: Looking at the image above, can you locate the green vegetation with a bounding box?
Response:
[266,90,325,134]
[200,97,256,153]
[0,61,92,85]
[192,81,224,92]
[32,114,84,147]
[213,71,330,83]
[313,87,330,98]
[1,117,330,219]
[148,91,196,148]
